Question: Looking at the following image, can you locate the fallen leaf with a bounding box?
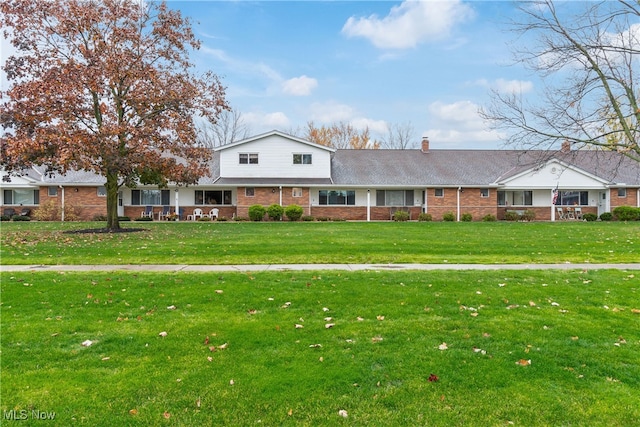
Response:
[196,399,201,408]
[319,357,323,362]
[322,307,330,312]
[516,359,531,366]
[371,336,383,343]
[338,409,348,418]
[376,315,385,321]
[207,356,213,362]
[101,357,110,361]
[631,309,640,314]
[428,373,439,382]
[167,305,176,310]
[229,379,235,385]
[438,342,448,350]
[204,336,209,345]
[470,312,479,317]
[288,409,293,416]
[129,409,138,416]
[218,343,228,350]
[324,317,333,321]
[309,344,322,348]
[325,323,335,329]
[158,331,167,337]
[357,316,364,321]
[81,340,93,347]
[248,309,257,315]
[295,324,304,329]
[215,290,223,294]
[529,301,537,307]
[163,412,170,419]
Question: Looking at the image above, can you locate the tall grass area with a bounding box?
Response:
[1,221,638,265]
[2,269,639,426]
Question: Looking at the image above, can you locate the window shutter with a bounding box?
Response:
[132,190,140,205]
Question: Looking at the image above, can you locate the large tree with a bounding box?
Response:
[0,0,228,230]
[481,0,639,162]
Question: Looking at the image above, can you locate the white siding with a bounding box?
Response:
[220,134,332,179]
[503,161,607,189]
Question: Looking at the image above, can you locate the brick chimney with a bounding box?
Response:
[421,136,430,153]
[561,140,571,153]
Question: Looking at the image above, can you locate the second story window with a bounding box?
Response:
[239,153,259,164]
[293,154,312,164]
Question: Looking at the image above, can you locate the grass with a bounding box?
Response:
[1,221,639,265]
[1,269,639,426]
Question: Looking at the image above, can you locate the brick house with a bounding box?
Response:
[2,130,639,221]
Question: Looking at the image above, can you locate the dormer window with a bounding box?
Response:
[293,153,312,165]
[239,153,258,164]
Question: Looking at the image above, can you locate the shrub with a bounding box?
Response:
[331,217,346,222]
[418,213,432,222]
[217,216,229,221]
[32,200,60,221]
[505,211,520,221]
[267,204,284,221]
[461,213,473,222]
[12,215,31,221]
[521,210,536,221]
[118,216,131,222]
[284,204,304,221]
[197,216,211,221]
[248,204,266,221]
[1,215,11,221]
[301,215,315,222]
[316,216,330,222]
[599,212,613,221]
[582,213,598,222]
[93,214,108,221]
[135,216,153,221]
[482,214,497,222]
[612,206,640,221]
[393,210,410,222]
[442,211,456,222]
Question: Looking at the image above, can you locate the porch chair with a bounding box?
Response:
[187,208,204,221]
[555,207,565,220]
[208,208,219,220]
[3,208,16,217]
[574,207,583,220]
[20,208,31,216]
[141,205,153,218]
[158,206,171,220]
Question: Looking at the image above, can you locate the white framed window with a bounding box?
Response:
[293,154,312,165]
[480,188,489,198]
[318,190,355,205]
[245,187,255,197]
[239,153,258,164]
[3,189,39,205]
[97,186,107,197]
[48,187,58,197]
[434,188,444,197]
[618,188,627,197]
[292,188,303,197]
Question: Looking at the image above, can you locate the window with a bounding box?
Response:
[131,189,170,205]
[292,188,303,197]
[434,188,444,197]
[498,191,533,206]
[97,186,107,197]
[245,187,255,197]
[239,153,258,164]
[480,188,489,198]
[318,190,355,205]
[556,190,588,206]
[195,190,232,205]
[48,187,58,197]
[293,154,312,165]
[3,189,39,205]
[618,188,627,198]
[376,190,414,206]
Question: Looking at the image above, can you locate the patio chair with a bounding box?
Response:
[3,208,16,217]
[566,207,576,220]
[556,207,565,220]
[20,207,31,216]
[208,208,219,220]
[140,205,153,218]
[158,205,171,220]
[187,208,204,221]
[574,207,583,220]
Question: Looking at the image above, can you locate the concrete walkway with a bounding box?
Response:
[2,263,640,272]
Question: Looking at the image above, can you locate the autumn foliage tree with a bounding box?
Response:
[304,121,380,149]
[0,0,228,230]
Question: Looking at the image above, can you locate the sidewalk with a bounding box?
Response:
[2,263,640,272]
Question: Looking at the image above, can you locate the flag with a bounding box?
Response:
[552,185,559,205]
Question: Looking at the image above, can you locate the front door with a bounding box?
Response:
[597,191,608,217]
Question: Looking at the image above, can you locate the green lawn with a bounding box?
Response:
[1,221,638,265]
[1,269,639,426]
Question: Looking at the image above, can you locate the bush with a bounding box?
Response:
[582,213,598,222]
[197,216,211,221]
[599,212,613,221]
[612,206,640,221]
[217,216,229,222]
[393,210,410,222]
[521,210,536,221]
[118,216,131,222]
[93,214,108,221]
[418,213,432,222]
[248,204,266,221]
[1,215,11,221]
[461,213,473,222]
[32,200,60,221]
[135,216,153,221]
[12,215,31,221]
[284,204,304,221]
[316,216,330,222]
[267,204,284,221]
[442,211,456,222]
[482,214,497,222]
[301,215,315,222]
[505,211,520,221]
[233,216,248,222]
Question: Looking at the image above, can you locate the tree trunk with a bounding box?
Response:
[105,174,120,230]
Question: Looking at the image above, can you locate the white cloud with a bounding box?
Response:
[243,111,290,131]
[351,117,388,135]
[424,100,504,147]
[282,75,318,96]
[309,101,355,123]
[342,0,474,50]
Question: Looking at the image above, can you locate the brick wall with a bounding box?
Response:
[611,187,638,210]
[38,186,106,220]
[425,187,497,221]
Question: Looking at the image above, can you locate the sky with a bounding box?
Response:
[172,0,537,149]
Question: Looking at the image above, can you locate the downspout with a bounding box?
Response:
[551,188,555,222]
[279,186,283,221]
[456,187,461,222]
[60,185,65,222]
[366,189,370,222]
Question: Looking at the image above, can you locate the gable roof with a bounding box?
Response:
[215,130,336,153]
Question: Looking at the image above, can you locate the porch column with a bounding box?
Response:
[456,187,461,222]
[174,189,180,220]
[366,189,370,222]
[551,189,556,222]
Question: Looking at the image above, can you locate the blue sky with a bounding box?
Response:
[174,0,537,148]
